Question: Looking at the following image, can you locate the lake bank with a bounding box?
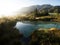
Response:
[15,21,60,37]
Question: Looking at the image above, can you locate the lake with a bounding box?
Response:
[15,21,60,37]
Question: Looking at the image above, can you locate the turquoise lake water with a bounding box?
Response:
[15,21,60,37]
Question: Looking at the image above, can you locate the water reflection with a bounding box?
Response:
[15,22,36,37]
[15,21,60,37]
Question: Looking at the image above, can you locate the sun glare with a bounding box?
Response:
[0,0,60,18]
[0,0,26,17]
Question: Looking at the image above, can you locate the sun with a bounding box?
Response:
[0,0,26,17]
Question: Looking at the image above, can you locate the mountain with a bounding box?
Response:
[49,6,60,13]
[18,5,41,14]
[39,4,53,12]
[18,4,60,15]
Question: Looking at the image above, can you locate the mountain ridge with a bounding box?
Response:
[17,4,60,15]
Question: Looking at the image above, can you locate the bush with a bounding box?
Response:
[0,18,23,45]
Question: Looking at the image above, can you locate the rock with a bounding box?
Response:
[49,28,58,31]
[38,28,47,30]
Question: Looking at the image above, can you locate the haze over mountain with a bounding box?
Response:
[18,4,60,15]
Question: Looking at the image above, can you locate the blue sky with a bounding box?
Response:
[0,0,60,16]
[32,0,60,6]
[20,0,60,6]
[15,0,60,7]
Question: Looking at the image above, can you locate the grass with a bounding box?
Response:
[29,29,60,45]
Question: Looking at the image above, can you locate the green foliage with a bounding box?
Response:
[0,17,23,45]
[39,10,49,16]
[49,6,60,13]
[29,30,60,45]
[33,8,49,17]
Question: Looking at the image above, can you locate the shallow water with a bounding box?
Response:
[15,21,60,37]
